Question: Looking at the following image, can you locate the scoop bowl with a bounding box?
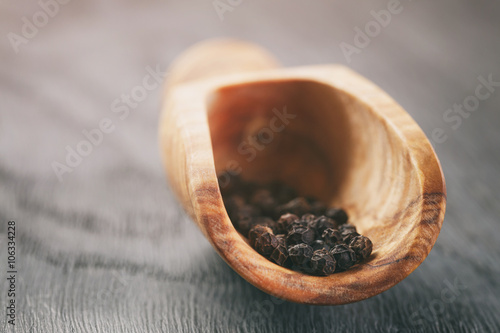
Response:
[159,39,446,305]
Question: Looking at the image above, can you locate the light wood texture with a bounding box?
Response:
[159,39,446,304]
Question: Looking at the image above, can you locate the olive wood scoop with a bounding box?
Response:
[159,39,446,305]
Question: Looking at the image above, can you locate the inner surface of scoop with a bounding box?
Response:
[206,79,420,244]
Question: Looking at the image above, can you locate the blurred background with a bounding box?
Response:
[1,0,499,332]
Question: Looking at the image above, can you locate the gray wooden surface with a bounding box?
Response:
[1,0,500,332]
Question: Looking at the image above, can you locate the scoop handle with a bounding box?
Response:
[160,39,279,222]
[165,39,280,88]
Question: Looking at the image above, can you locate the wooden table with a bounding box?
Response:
[1,1,499,332]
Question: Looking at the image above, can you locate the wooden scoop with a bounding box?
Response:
[159,39,446,305]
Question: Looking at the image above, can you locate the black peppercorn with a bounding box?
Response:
[286,226,315,246]
[325,207,349,225]
[253,216,277,233]
[300,214,317,224]
[339,223,356,233]
[330,244,357,271]
[349,235,373,262]
[289,219,309,231]
[275,234,286,242]
[305,196,317,203]
[276,213,299,234]
[270,235,289,266]
[338,223,358,243]
[340,227,360,244]
[250,189,276,216]
[271,183,297,204]
[233,205,259,235]
[288,243,313,267]
[276,197,311,217]
[311,239,329,251]
[310,215,337,237]
[254,231,279,257]
[309,200,327,216]
[235,214,254,236]
[310,248,336,276]
[248,225,273,248]
[322,228,341,247]
[305,196,326,215]
[223,194,246,220]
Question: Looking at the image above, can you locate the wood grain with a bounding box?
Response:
[1,0,499,331]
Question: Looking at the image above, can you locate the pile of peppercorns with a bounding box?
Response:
[218,171,373,276]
